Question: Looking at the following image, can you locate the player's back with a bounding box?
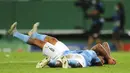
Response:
[80,50,101,66]
[63,50,95,67]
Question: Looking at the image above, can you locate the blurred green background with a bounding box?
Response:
[0,0,129,30]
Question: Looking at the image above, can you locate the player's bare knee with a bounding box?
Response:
[27,38,35,44]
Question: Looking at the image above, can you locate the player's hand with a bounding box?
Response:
[108,58,116,65]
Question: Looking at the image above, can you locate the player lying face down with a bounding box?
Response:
[37,42,116,68]
[7,22,116,68]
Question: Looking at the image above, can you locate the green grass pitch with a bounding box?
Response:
[0,52,130,73]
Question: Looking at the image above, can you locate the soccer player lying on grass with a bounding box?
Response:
[7,22,116,68]
[8,22,70,60]
[40,42,116,68]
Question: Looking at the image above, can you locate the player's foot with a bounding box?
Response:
[61,56,69,68]
[36,57,50,68]
[28,22,39,36]
[7,22,17,35]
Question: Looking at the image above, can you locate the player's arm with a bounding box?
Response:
[91,43,111,59]
[91,43,116,65]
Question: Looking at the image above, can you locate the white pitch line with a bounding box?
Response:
[0,61,39,64]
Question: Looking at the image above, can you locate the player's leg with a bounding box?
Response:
[36,57,51,68]
[28,38,62,59]
[30,32,58,46]
[28,22,39,36]
[28,22,49,42]
[8,23,62,59]
[7,23,46,49]
[87,23,102,49]
[7,22,17,35]
[87,36,94,49]
[112,30,124,51]
[7,23,69,68]
[7,22,53,52]
[28,23,69,52]
[27,22,57,45]
[54,41,69,54]
[29,32,69,54]
[7,22,56,50]
[7,22,52,68]
[87,24,95,49]
[95,24,103,45]
[28,38,66,68]
[28,37,69,59]
[28,23,70,55]
[7,22,30,43]
[30,32,47,41]
[28,23,67,51]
